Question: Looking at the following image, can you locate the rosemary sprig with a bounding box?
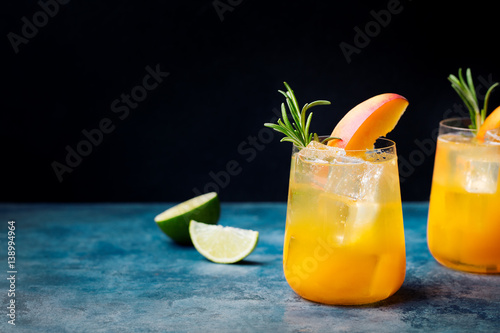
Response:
[448,68,499,130]
[264,82,339,149]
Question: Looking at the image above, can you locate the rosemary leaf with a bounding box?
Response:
[465,68,477,103]
[321,136,342,144]
[483,82,499,122]
[304,112,313,141]
[281,104,294,131]
[264,82,334,149]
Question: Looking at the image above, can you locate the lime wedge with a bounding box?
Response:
[189,220,259,264]
[154,192,220,244]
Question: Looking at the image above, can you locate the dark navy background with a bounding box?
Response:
[2,0,499,202]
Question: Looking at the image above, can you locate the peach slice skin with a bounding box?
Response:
[328,93,409,150]
[477,105,500,142]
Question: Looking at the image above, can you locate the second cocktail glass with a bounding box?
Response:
[283,138,406,305]
[427,118,500,273]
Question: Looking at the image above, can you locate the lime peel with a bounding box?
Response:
[154,192,220,244]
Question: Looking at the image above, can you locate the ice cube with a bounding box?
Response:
[343,201,380,244]
[318,193,350,244]
[456,155,499,194]
[326,157,383,201]
[298,140,345,163]
[318,192,380,246]
[294,142,347,189]
[485,128,500,144]
[359,163,384,201]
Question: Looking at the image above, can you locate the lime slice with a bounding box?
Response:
[189,220,259,264]
[154,192,220,244]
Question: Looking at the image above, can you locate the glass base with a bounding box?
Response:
[432,255,500,274]
[292,292,397,306]
[285,274,404,305]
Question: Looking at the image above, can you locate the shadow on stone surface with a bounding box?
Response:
[365,285,430,308]
[233,260,265,266]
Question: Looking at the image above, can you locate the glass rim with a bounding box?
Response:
[294,136,396,154]
[439,117,474,133]
[439,117,500,137]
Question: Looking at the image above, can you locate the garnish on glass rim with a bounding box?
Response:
[264,82,339,149]
[448,68,499,131]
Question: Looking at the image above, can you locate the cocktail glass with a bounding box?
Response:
[283,138,406,305]
[427,118,500,273]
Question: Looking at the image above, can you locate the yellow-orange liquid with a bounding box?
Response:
[283,153,406,304]
[428,134,500,273]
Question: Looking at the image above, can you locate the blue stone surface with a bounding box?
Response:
[0,202,499,332]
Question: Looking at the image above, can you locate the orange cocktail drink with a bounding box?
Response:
[283,138,406,305]
[428,118,500,273]
[264,83,408,305]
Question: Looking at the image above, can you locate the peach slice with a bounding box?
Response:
[477,105,500,142]
[328,93,409,150]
